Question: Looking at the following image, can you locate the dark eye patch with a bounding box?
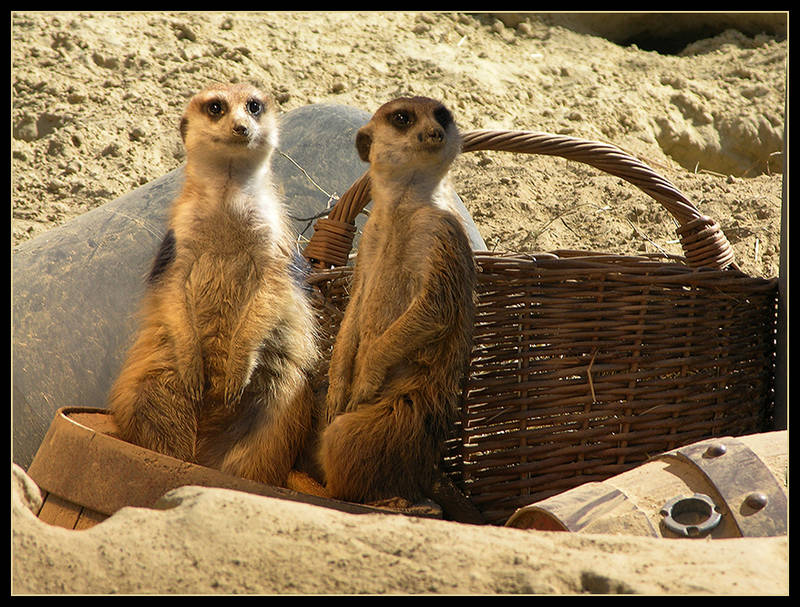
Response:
[433,105,453,130]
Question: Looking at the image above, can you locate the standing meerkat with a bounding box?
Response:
[319,96,479,517]
[109,82,319,488]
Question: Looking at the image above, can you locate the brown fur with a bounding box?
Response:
[319,97,477,508]
[108,83,318,488]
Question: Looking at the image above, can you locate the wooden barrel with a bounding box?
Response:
[504,431,787,538]
[26,407,442,530]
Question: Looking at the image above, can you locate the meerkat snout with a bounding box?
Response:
[231,98,264,139]
[418,126,444,144]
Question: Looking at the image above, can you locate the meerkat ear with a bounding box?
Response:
[355,127,372,163]
[180,116,189,143]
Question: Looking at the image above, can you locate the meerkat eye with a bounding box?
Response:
[390,110,413,128]
[206,101,224,117]
[247,99,263,116]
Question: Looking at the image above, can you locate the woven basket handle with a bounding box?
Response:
[302,129,735,270]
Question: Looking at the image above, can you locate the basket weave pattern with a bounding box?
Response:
[304,130,778,525]
[446,252,775,523]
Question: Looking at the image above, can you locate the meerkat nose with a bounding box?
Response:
[233,123,249,137]
[419,127,445,144]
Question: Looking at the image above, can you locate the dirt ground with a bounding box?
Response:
[10,11,788,596]
[11,11,786,279]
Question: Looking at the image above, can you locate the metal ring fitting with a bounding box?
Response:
[660,493,722,538]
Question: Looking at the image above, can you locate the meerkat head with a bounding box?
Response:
[355,96,461,183]
[180,82,278,164]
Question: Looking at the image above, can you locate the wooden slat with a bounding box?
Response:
[74,508,107,530]
[37,492,81,530]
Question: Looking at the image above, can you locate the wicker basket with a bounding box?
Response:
[302,130,779,525]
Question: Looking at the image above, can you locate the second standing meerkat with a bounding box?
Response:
[320,96,477,509]
[109,82,319,488]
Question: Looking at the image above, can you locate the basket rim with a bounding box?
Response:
[308,248,777,290]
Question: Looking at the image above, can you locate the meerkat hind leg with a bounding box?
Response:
[113,368,198,462]
[220,381,314,487]
[321,396,438,504]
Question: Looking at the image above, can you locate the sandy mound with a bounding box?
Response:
[11,464,789,595]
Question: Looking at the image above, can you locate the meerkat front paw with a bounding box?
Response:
[348,373,383,407]
[223,358,256,408]
[177,361,204,403]
[325,377,351,420]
